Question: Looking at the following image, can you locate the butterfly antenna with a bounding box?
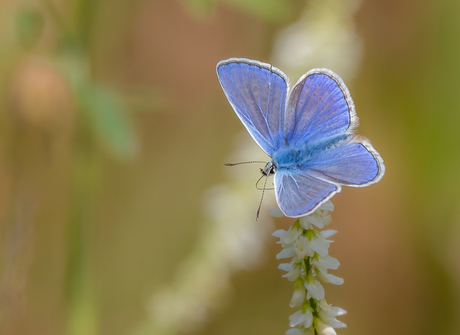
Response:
[256,173,270,221]
[255,175,274,190]
[255,175,264,189]
[224,161,266,166]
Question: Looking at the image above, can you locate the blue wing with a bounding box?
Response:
[285,69,357,147]
[217,59,289,156]
[274,169,341,218]
[307,139,385,186]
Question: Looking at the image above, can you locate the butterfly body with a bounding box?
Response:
[271,133,350,171]
[217,58,384,218]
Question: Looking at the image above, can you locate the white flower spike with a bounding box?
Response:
[271,201,346,335]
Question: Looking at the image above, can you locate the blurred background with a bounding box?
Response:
[0,0,459,334]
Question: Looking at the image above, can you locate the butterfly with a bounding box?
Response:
[217,58,385,218]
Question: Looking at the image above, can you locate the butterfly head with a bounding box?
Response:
[261,161,277,176]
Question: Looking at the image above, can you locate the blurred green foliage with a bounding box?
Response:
[78,84,139,159]
[45,1,140,160]
[15,7,44,50]
[181,0,296,22]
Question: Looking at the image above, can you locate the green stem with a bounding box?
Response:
[309,298,319,335]
[65,122,100,335]
[304,257,311,273]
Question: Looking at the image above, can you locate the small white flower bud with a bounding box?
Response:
[313,255,340,270]
[320,230,337,238]
[318,201,334,212]
[290,278,306,307]
[304,274,325,300]
[277,247,295,259]
[282,226,302,245]
[316,320,337,335]
[289,310,307,327]
[316,270,344,285]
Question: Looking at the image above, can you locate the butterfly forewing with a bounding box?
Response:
[285,70,357,147]
[217,59,289,156]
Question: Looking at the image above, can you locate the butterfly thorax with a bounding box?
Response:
[269,135,351,173]
[270,145,312,172]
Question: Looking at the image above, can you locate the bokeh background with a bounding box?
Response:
[0,0,460,334]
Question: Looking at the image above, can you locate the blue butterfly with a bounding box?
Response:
[217,58,385,218]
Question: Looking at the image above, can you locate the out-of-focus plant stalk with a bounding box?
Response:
[65,124,100,335]
[60,0,100,334]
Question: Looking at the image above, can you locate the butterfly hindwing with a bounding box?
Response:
[307,139,385,187]
[274,169,341,218]
[217,59,289,156]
